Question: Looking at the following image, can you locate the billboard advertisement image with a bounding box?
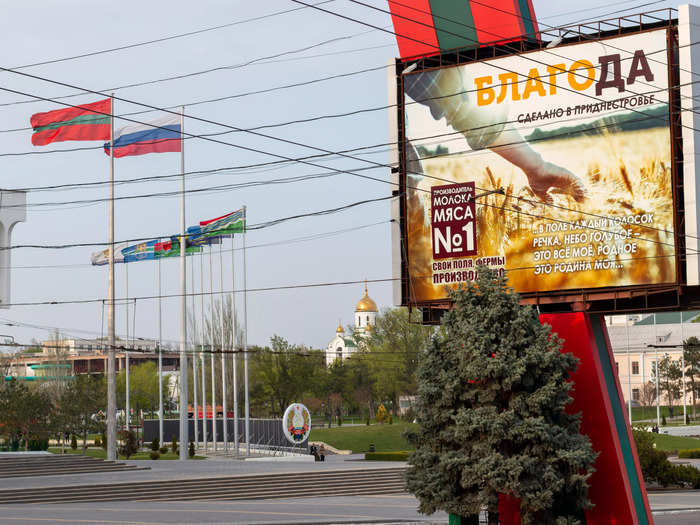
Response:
[401,28,675,303]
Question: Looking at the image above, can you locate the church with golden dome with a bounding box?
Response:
[324,284,378,366]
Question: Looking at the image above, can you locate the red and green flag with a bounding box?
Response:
[388,0,539,60]
[30,98,111,146]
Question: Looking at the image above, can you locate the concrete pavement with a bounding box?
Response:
[0,493,697,524]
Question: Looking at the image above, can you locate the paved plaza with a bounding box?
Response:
[0,456,697,524]
[0,493,697,524]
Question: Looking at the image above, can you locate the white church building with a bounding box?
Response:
[325,284,378,366]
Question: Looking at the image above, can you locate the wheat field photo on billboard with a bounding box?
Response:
[406,121,675,301]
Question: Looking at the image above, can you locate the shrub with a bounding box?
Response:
[171,434,178,454]
[662,414,667,426]
[27,438,49,451]
[375,404,389,424]
[151,437,160,452]
[365,417,370,426]
[94,436,101,448]
[70,434,77,450]
[118,431,139,459]
[678,449,700,459]
[159,446,169,454]
[365,451,410,461]
[389,416,393,425]
[633,428,700,488]
[149,451,160,460]
[189,441,195,458]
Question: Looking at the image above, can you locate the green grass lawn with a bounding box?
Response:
[649,434,700,453]
[310,422,700,456]
[631,405,699,422]
[311,423,416,453]
[48,447,204,460]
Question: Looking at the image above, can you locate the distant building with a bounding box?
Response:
[5,336,177,379]
[607,312,700,408]
[325,284,378,366]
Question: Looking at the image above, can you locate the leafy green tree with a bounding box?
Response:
[254,336,318,416]
[652,354,683,418]
[117,361,163,421]
[405,268,596,524]
[0,380,52,450]
[358,308,432,415]
[684,337,700,420]
[60,375,106,452]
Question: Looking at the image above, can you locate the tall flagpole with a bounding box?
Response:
[191,256,198,447]
[106,94,117,461]
[219,242,228,453]
[125,263,130,434]
[231,235,238,456]
[209,244,217,450]
[200,250,207,452]
[178,106,189,460]
[157,256,163,445]
[243,206,250,456]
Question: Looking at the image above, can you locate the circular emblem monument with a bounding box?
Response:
[283,403,311,444]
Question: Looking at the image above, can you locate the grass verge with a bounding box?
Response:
[311,423,416,453]
[48,447,204,460]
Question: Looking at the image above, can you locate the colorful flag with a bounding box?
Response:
[121,240,159,263]
[103,115,181,158]
[31,99,111,146]
[90,242,127,266]
[154,238,202,258]
[199,209,245,237]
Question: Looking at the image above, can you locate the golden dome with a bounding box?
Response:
[336,322,345,334]
[355,283,378,312]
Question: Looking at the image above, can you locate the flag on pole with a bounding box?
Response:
[90,242,127,266]
[154,238,203,258]
[30,99,111,146]
[121,240,159,262]
[200,209,245,236]
[103,115,181,158]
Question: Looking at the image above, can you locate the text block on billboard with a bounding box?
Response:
[400,28,675,304]
[431,182,477,260]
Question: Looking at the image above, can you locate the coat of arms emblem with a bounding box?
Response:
[283,403,311,444]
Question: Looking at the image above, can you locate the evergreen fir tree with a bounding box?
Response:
[405,267,596,524]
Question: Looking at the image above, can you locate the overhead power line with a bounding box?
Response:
[12,0,338,70]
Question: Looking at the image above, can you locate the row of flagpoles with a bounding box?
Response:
[30,98,249,459]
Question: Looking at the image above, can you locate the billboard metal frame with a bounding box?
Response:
[392,10,700,323]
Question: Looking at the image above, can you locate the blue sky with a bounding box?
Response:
[0,0,683,349]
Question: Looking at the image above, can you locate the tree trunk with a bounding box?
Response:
[691,377,697,420]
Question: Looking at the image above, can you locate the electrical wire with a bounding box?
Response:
[0,249,688,309]
[1,23,386,112]
[0,194,396,251]
[11,1,338,70]
[0,220,391,271]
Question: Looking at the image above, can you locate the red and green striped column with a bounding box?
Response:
[388,0,539,59]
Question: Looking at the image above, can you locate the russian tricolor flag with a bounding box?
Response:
[104,115,181,158]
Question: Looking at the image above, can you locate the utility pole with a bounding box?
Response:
[106,94,117,461]
[178,106,188,460]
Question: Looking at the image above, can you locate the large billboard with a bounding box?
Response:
[399,28,677,305]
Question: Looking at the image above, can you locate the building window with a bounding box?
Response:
[615,362,619,373]
[366,315,369,325]
[632,361,639,375]
[632,388,640,402]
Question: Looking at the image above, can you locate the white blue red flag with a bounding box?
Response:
[104,115,181,158]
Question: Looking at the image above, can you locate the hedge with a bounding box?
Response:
[678,449,700,459]
[365,451,410,461]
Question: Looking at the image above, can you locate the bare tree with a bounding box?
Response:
[639,382,657,408]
